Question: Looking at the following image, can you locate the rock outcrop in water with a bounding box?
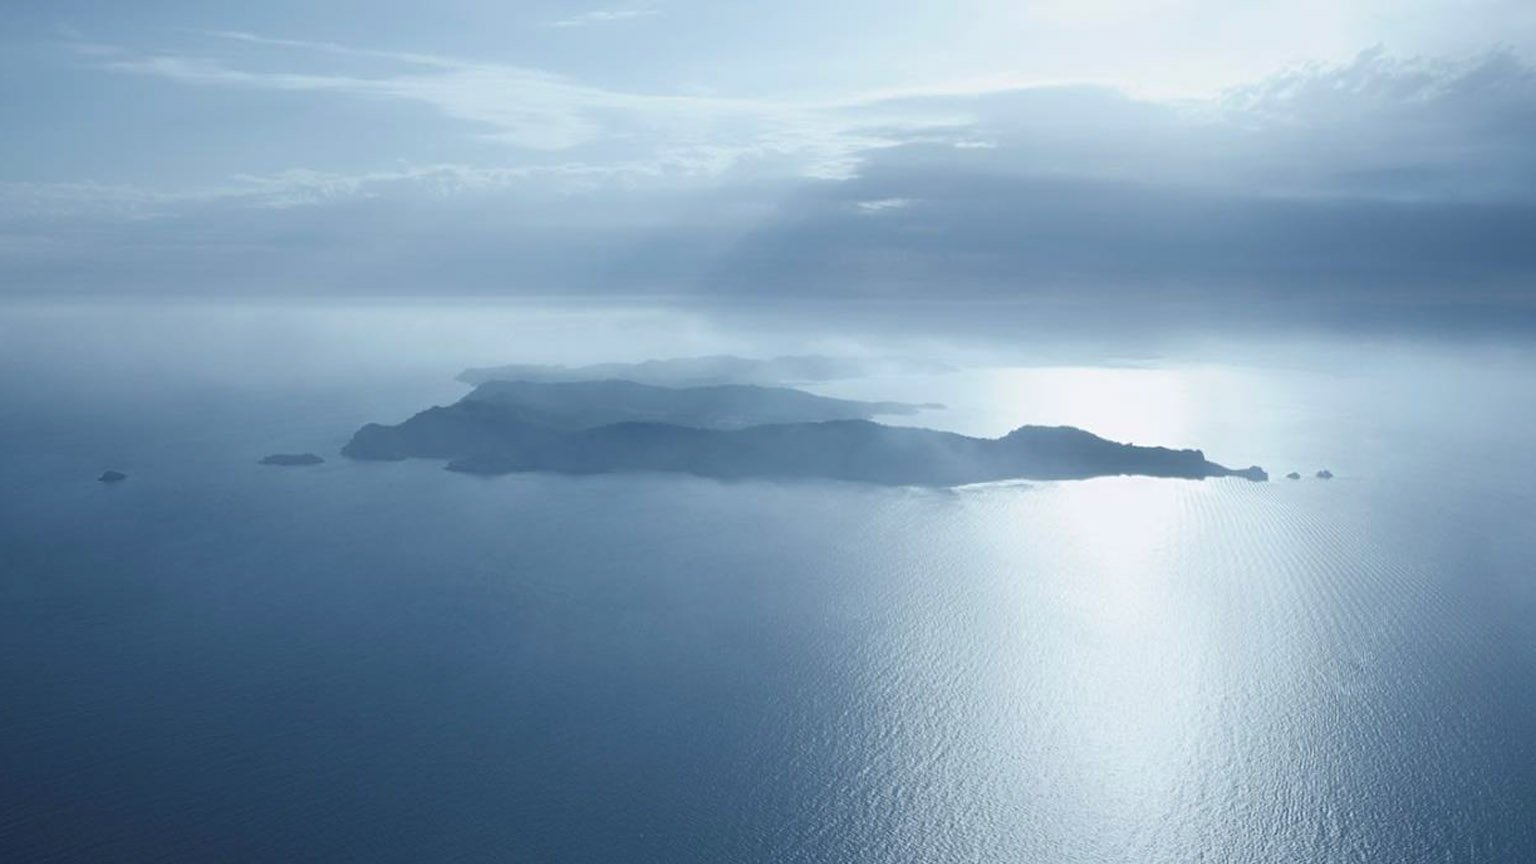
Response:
[1286,471,1302,480]
[1316,469,1334,479]
[98,470,127,483]
[457,355,954,387]
[345,404,1266,486]
[259,453,325,466]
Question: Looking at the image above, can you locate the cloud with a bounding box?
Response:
[9,43,1536,330]
[862,49,1536,204]
[85,31,961,168]
[854,198,913,214]
[54,43,1536,207]
[0,160,691,225]
[93,48,612,151]
[688,49,1536,321]
[548,8,659,28]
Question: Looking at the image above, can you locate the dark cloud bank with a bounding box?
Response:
[5,50,1535,333]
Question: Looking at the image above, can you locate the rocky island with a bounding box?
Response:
[343,383,1266,486]
[341,362,1266,486]
[260,453,325,466]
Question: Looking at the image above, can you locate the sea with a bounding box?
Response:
[2,302,1533,862]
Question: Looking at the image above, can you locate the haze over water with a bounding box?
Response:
[7,0,1536,856]
[3,303,1532,862]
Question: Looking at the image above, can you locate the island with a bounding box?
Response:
[344,407,1266,486]
[1286,471,1301,480]
[457,354,954,387]
[1315,469,1334,479]
[259,453,325,466]
[98,470,127,483]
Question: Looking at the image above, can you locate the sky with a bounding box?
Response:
[3,0,1536,327]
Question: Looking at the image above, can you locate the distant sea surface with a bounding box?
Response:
[2,303,1534,863]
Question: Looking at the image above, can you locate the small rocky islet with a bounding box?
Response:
[259,453,325,466]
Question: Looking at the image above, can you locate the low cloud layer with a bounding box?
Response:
[3,30,1535,329]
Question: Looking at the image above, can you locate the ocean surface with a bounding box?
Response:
[2,303,1534,862]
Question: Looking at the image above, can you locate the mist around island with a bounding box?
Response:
[4,2,1536,862]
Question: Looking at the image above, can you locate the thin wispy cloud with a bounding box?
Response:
[46,36,1536,206]
[548,8,659,28]
[193,28,465,68]
[0,161,680,221]
[83,32,966,171]
[854,198,913,214]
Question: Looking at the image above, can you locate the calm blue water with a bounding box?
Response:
[2,304,1534,862]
